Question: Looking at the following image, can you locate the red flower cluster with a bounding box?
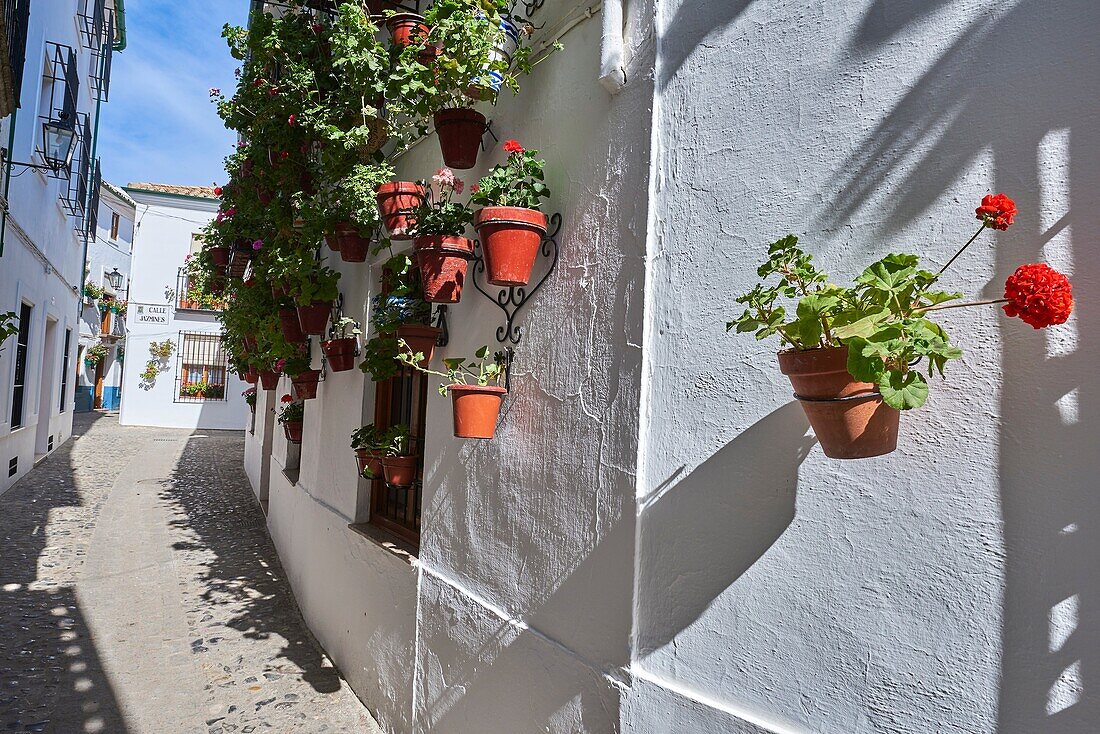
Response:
[1002,263,1073,329]
[976,193,1017,231]
[503,139,524,154]
[281,394,294,404]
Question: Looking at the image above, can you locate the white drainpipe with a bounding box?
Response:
[599,0,627,94]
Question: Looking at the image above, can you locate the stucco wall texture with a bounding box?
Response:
[246,0,1098,732]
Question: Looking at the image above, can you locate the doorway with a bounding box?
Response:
[35,318,58,455]
[94,356,105,409]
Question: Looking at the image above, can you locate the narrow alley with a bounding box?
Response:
[0,412,380,734]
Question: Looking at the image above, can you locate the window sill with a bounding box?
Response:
[348,522,418,565]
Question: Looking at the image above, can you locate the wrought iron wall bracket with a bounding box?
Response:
[495,347,515,392]
[433,305,450,347]
[470,211,562,345]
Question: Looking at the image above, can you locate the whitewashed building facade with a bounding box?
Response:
[119,183,249,431]
[0,0,123,495]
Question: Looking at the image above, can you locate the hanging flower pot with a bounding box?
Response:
[258,187,274,205]
[474,207,548,286]
[271,280,289,300]
[381,455,418,487]
[243,335,258,352]
[333,222,371,263]
[449,384,507,439]
[291,369,321,400]
[465,18,521,101]
[778,346,899,459]
[259,370,280,391]
[244,367,259,385]
[208,246,231,267]
[278,308,308,344]
[283,420,304,444]
[396,324,442,365]
[433,109,486,170]
[296,301,331,335]
[413,235,475,303]
[325,231,343,254]
[355,448,383,478]
[321,337,358,372]
[375,182,425,241]
[386,13,429,48]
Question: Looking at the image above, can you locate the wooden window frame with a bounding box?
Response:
[109,211,119,240]
[368,366,429,547]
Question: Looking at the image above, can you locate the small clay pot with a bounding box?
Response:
[433,108,486,169]
[296,301,332,335]
[449,384,507,439]
[474,207,549,287]
[333,222,371,262]
[271,281,289,300]
[321,337,358,372]
[381,455,418,487]
[355,448,383,478]
[413,235,475,303]
[778,346,899,459]
[279,308,308,344]
[396,324,442,366]
[291,369,321,400]
[283,420,303,444]
[259,370,280,391]
[208,246,231,267]
[375,182,426,241]
[386,13,429,48]
[244,368,259,385]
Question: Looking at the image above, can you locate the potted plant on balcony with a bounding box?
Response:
[84,342,108,368]
[278,394,305,443]
[350,423,386,478]
[322,317,361,372]
[398,342,506,439]
[181,381,211,399]
[380,424,417,486]
[727,194,1074,459]
[412,168,475,303]
[471,140,551,286]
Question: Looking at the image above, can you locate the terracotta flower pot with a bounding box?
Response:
[321,337,358,372]
[381,455,418,487]
[474,207,549,287]
[413,235,475,303]
[243,335,258,352]
[396,323,442,365]
[279,308,308,344]
[433,108,486,170]
[297,301,331,335]
[333,222,371,262]
[208,246,230,267]
[291,369,321,400]
[778,346,899,459]
[386,13,429,48]
[258,188,274,205]
[325,231,343,254]
[355,448,383,478]
[271,281,289,300]
[449,384,506,439]
[283,420,303,444]
[259,370,280,391]
[244,368,259,385]
[375,182,425,241]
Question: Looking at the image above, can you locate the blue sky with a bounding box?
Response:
[98,0,248,189]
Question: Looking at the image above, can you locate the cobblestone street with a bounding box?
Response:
[0,412,380,734]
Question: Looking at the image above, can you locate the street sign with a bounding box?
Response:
[133,303,172,326]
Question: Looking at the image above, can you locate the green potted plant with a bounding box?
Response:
[375,181,426,241]
[727,193,1074,459]
[0,311,19,350]
[281,350,320,400]
[322,317,361,372]
[243,386,257,414]
[471,140,551,286]
[277,394,305,443]
[288,264,340,335]
[380,424,417,486]
[181,381,210,399]
[412,167,475,303]
[325,164,392,262]
[398,342,506,439]
[84,342,108,368]
[350,423,386,478]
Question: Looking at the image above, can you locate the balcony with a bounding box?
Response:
[176,267,225,313]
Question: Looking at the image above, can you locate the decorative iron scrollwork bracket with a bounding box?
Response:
[471,212,562,345]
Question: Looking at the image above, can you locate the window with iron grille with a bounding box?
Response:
[59,328,72,412]
[369,365,428,546]
[10,302,32,428]
[36,43,80,179]
[174,332,230,403]
[2,0,31,116]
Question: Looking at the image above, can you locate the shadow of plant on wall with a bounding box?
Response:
[822,1,1099,730]
[635,401,814,657]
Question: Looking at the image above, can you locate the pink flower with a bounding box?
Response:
[470,183,480,194]
[432,167,456,188]
[275,359,287,372]
[252,239,264,251]
[288,114,297,126]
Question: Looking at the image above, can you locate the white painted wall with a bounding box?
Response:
[118,189,248,430]
[245,0,1098,732]
[0,0,112,494]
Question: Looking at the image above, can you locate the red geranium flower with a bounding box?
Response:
[288,114,297,126]
[502,139,524,154]
[976,193,1017,231]
[281,394,294,404]
[1002,263,1073,329]
[213,186,223,196]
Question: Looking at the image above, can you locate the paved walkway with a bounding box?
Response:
[0,412,381,734]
